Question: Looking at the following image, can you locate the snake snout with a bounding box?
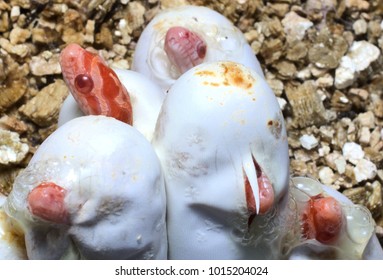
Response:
[27,182,69,225]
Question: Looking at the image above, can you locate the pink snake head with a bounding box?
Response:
[27,182,69,225]
[59,43,133,125]
[164,26,207,74]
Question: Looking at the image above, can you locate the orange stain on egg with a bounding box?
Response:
[221,62,254,90]
[195,70,216,77]
[202,81,220,87]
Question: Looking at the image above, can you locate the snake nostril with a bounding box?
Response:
[75,74,94,94]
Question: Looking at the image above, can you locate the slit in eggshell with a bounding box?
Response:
[243,156,275,227]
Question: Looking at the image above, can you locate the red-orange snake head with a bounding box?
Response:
[59,43,133,125]
[27,182,69,225]
[301,194,344,245]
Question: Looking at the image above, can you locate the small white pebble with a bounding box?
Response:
[345,119,356,134]
[282,11,313,41]
[299,134,318,150]
[112,44,127,56]
[334,156,347,174]
[277,97,287,111]
[316,74,334,88]
[310,65,328,77]
[110,59,130,70]
[319,167,335,185]
[319,125,334,140]
[354,159,377,183]
[317,89,327,101]
[342,142,364,164]
[349,41,380,72]
[0,129,29,165]
[353,19,368,35]
[119,19,127,29]
[41,50,53,60]
[339,96,350,104]
[318,145,330,156]
[355,111,375,128]
[84,20,95,44]
[10,6,20,21]
[335,41,380,89]
[358,126,371,145]
[296,67,311,80]
[349,88,369,100]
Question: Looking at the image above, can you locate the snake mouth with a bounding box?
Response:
[243,156,275,228]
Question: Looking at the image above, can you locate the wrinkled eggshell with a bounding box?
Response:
[153,61,289,259]
[4,115,167,259]
[288,177,383,260]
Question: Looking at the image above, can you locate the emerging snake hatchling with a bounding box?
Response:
[0,5,382,260]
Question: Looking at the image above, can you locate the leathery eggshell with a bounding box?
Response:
[288,177,383,260]
[153,61,290,259]
[3,115,167,259]
[132,5,264,92]
[58,69,165,142]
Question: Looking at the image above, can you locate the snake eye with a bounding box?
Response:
[197,44,206,59]
[74,74,94,94]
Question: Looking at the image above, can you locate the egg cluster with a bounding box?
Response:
[0,6,381,260]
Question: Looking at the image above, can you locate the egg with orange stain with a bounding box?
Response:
[153,61,289,259]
